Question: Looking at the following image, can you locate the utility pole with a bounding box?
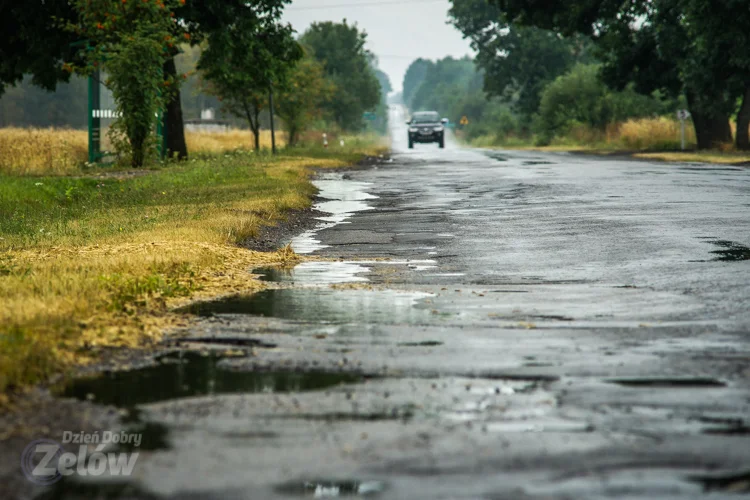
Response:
[268,82,277,154]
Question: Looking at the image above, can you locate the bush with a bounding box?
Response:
[534,64,677,145]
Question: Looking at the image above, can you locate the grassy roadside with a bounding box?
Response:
[0,140,387,403]
[465,117,750,165]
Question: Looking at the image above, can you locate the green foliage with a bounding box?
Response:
[102,263,197,313]
[0,1,80,95]
[449,0,589,118]
[409,57,480,115]
[66,0,186,167]
[534,64,675,145]
[300,21,381,131]
[276,54,335,146]
[199,13,302,150]
[488,0,750,149]
[402,59,432,108]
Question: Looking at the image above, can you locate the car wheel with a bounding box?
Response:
[438,135,445,149]
[408,138,414,149]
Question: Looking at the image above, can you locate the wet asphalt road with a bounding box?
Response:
[52,108,750,499]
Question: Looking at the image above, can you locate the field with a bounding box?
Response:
[0,127,387,401]
[0,128,286,176]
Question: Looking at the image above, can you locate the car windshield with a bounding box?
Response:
[411,112,440,124]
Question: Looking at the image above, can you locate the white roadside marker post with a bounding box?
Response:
[677,109,691,151]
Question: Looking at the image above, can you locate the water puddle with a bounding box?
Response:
[291,173,377,254]
[276,479,386,497]
[254,259,437,285]
[57,352,364,408]
[255,261,370,284]
[180,289,434,324]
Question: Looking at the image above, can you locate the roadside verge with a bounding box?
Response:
[0,145,387,405]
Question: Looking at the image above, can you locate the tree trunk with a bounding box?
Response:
[163,57,188,161]
[242,101,260,151]
[736,85,750,151]
[687,91,733,150]
[253,106,260,151]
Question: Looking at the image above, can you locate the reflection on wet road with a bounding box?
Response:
[52,106,750,499]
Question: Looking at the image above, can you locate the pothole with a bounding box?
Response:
[397,341,443,347]
[607,377,726,388]
[56,352,365,407]
[275,479,386,497]
[708,240,750,261]
[689,470,750,493]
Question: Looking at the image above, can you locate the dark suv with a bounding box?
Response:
[407,111,448,149]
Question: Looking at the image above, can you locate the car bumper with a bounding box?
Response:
[409,132,443,143]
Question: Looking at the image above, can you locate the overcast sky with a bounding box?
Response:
[282,0,473,93]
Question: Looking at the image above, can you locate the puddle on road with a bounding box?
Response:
[291,173,377,254]
[58,352,364,408]
[181,288,434,324]
[276,479,386,497]
[255,261,370,284]
[254,259,437,285]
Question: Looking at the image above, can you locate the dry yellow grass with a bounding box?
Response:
[186,129,287,154]
[634,151,750,164]
[0,128,287,176]
[0,127,88,176]
[616,117,697,150]
[0,241,299,397]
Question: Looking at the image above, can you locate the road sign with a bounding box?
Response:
[363,112,377,121]
[676,109,691,120]
[460,116,469,126]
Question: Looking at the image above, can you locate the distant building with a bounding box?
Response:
[185,108,230,132]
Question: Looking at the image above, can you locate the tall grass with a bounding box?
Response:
[0,128,88,176]
[616,117,697,150]
[470,116,709,151]
[0,127,289,176]
[186,129,286,155]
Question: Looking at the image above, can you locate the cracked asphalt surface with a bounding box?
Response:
[42,108,750,499]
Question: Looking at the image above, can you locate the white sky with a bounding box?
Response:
[282,0,473,92]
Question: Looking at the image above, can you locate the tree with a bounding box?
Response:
[448,0,587,120]
[300,21,381,131]
[160,0,294,159]
[402,59,433,108]
[276,54,334,146]
[65,0,186,167]
[409,56,479,114]
[488,0,749,149]
[0,1,79,96]
[200,17,302,150]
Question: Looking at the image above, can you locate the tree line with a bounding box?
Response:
[0,1,387,166]
[438,0,750,150]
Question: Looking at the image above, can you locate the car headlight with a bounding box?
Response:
[409,127,418,132]
[433,127,444,132]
